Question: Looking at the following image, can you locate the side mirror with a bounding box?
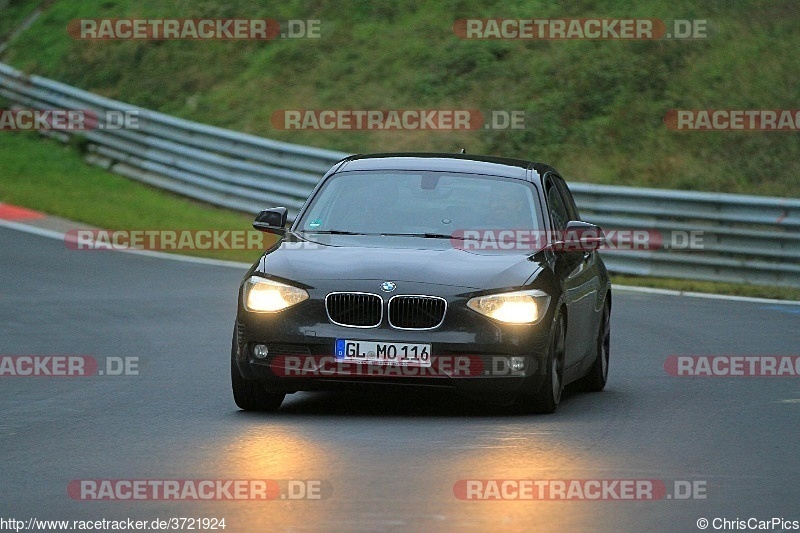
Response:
[253,207,288,234]
[557,221,605,252]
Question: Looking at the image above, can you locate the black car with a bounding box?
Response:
[232,153,611,413]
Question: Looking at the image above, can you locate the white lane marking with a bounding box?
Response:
[614,284,800,305]
[0,218,250,269]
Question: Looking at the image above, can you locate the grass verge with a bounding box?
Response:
[611,275,800,302]
[2,0,799,197]
[0,0,40,43]
[0,131,274,263]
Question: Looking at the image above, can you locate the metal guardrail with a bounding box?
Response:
[0,62,344,218]
[570,184,800,286]
[1,62,799,287]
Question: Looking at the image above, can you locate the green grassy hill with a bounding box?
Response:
[2,0,799,196]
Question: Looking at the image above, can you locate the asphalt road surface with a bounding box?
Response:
[1,225,799,532]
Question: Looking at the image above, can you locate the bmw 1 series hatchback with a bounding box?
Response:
[232,153,611,413]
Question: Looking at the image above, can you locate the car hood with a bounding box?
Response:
[255,234,543,290]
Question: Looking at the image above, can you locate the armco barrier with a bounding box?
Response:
[1,62,798,287]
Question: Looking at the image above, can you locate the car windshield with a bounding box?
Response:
[297,170,542,235]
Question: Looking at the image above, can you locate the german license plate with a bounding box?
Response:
[335,339,432,367]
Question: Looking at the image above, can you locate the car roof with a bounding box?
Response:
[335,153,556,182]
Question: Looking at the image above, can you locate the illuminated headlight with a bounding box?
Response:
[466,289,550,324]
[243,276,309,313]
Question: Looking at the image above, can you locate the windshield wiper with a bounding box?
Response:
[301,229,376,236]
[303,230,472,241]
[379,232,470,241]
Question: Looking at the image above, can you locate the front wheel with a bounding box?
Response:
[231,359,285,411]
[230,330,284,411]
[514,309,565,414]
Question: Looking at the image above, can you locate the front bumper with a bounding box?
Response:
[234,282,554,403]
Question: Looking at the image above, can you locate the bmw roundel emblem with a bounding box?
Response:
[380,281,397,292]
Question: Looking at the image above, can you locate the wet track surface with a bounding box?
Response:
[1,226,799,531]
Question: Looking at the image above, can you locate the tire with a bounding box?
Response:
[230,330,284,412]
[515,309,565,414]
[579,302,610,392]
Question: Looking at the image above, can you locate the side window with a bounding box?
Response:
[553,175,581,221]
[545,179,569,231]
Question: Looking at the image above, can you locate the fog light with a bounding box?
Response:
[253,344,269,359]
[510,356,525,372]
